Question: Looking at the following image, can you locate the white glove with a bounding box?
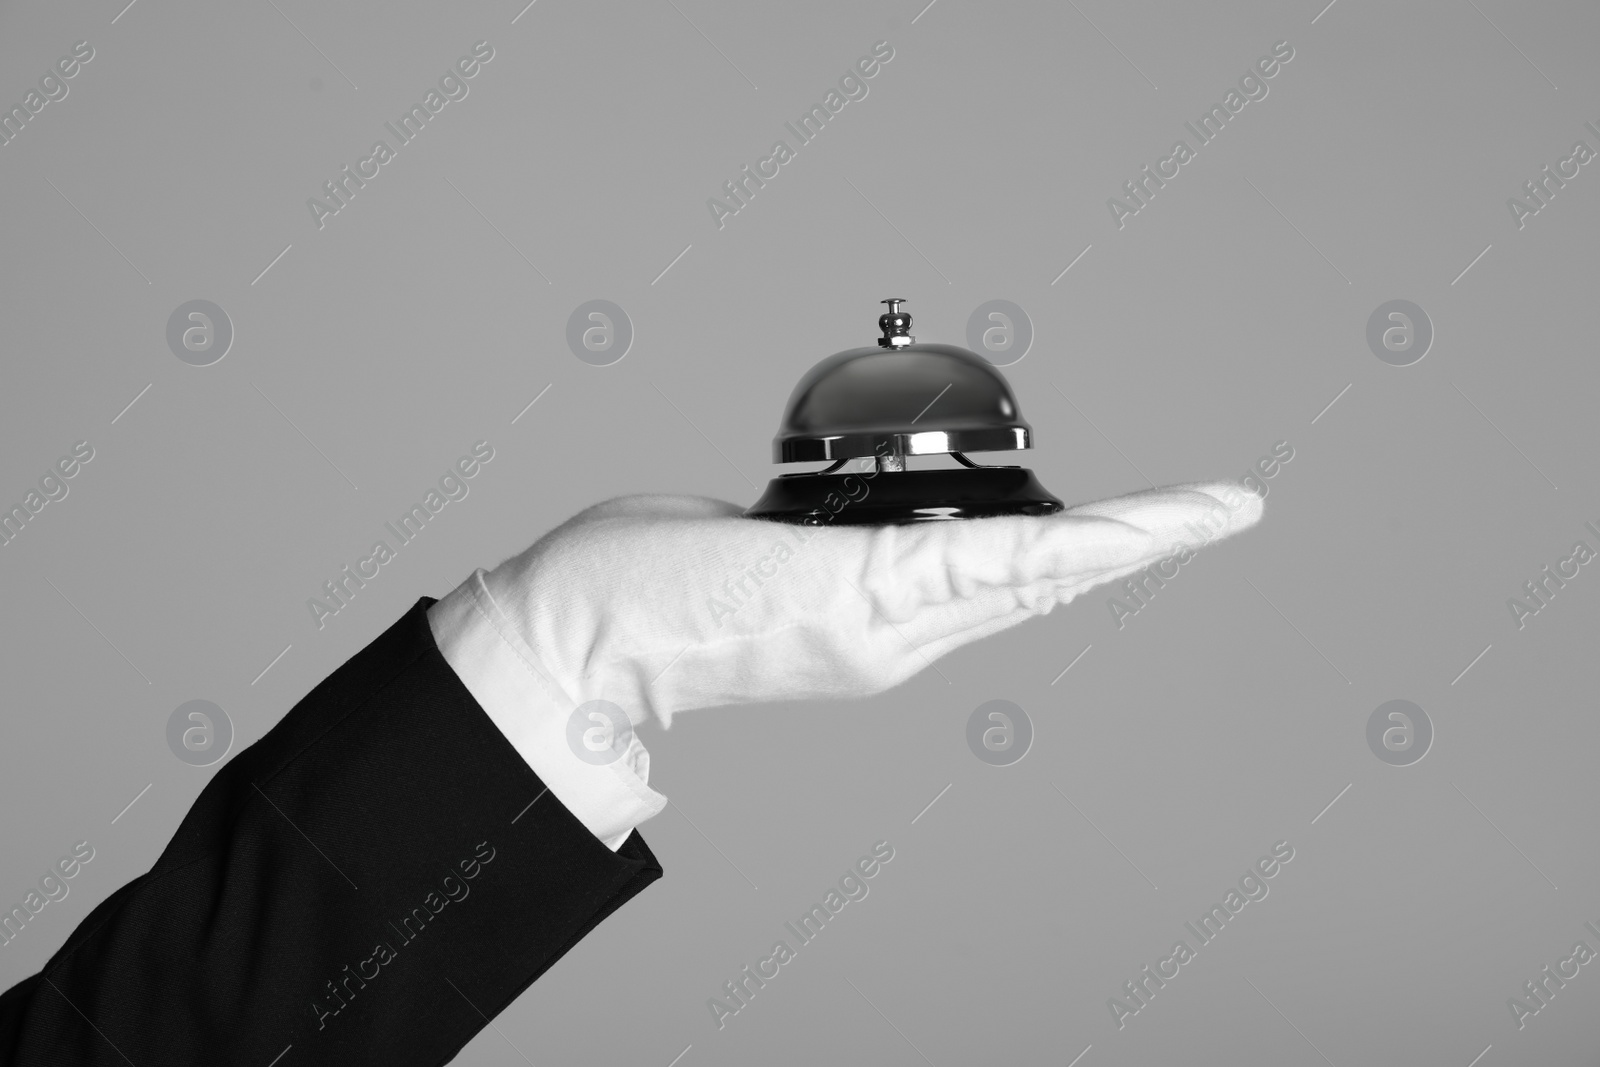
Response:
[480,481,1263,728]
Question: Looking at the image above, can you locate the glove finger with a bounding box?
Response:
[856,514,1150,623]
[1062,481,1263,553]
[863,481,1261,624]
[880,575,1091,688]
[576,494,748,523]
[903,541,1192,656]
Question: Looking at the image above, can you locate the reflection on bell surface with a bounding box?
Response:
[745,299,1065,526]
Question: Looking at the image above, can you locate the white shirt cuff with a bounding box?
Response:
[425,569,666,851]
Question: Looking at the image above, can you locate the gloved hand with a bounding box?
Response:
[480,481,1263,728]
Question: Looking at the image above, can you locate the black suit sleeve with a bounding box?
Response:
[0,597,663,1066]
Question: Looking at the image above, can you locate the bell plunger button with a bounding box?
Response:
[878,298,914,348]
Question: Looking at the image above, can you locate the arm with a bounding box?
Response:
[0,479,1261,1065]
[0,597,661,1067]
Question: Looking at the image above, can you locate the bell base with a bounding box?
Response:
[745,466,1064,526]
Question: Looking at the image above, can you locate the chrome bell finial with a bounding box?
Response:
[878,298,914,348]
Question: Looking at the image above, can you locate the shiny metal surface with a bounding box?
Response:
[877,298,914,348]
[745,466,1064,525]
[772,342,1035,462]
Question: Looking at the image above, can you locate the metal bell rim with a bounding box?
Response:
[776,425,1031,463]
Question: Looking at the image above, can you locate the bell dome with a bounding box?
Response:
[745,298,1063,526]
[774,342,1034,462]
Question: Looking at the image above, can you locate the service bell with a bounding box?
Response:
[745,299,1064,525]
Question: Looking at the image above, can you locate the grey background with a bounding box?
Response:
[2,0,1597,1063]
